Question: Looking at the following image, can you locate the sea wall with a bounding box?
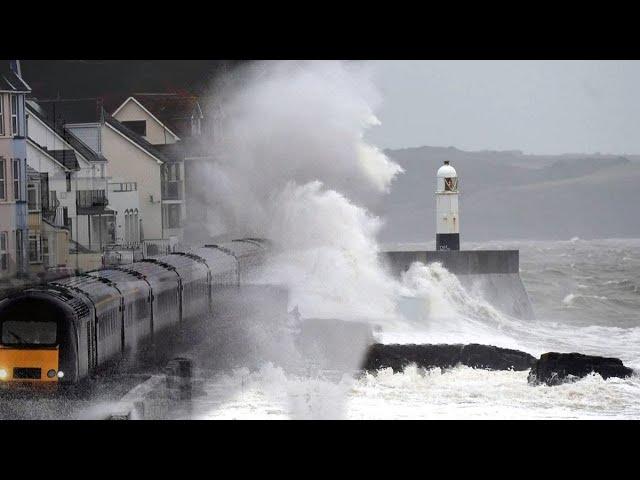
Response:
[383,250,535,320]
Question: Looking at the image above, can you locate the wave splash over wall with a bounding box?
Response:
[200,61,403,324]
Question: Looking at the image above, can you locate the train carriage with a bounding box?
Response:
[153,253,210,322]
[193,246,241,304]
[87,269,152,352]
[119,261,181,335]
[53,275,123,367]
[205,239,268,284]
[229,239,268,282]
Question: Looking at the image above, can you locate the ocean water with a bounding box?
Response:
[193,238,640,420]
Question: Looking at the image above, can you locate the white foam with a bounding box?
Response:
[194,364,640,420]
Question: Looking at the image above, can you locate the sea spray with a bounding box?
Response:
[388,261,528,350]
[198,61,403,325]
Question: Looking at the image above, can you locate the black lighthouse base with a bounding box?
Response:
[436,233,460,251]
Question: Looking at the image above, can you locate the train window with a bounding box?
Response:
[1,320,57,346]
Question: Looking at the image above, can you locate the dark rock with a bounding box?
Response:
[362,343,536,373]
[528,352,634,386]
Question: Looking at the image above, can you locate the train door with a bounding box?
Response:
[149,290,154,338]
[88,315,97,372]
[178,278,183,324]
[120,297,125,353]
[207,270,212,314]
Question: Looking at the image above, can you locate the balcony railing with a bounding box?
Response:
[77,190,108,208]
[142,239,177,258]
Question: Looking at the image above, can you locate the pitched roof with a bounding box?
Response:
[31,97,171,164]
[28,139,77,172]
[26,101,107,164]
[104,114,169,164]
[112,93,202,138]
[48,150,80,171]
[0,68,31,93]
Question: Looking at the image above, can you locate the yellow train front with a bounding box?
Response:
[0,346,61,384]
[0,293,74,386]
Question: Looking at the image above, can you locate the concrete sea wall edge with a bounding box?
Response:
[383,250,535,320]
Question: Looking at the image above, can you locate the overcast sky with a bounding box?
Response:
[366,60,640,155]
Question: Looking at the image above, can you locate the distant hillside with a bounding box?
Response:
[376,146,640,242]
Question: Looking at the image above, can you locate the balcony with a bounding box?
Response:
[76,190,110,215]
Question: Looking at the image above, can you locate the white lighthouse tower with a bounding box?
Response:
[436,160,460,250]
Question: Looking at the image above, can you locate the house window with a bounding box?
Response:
[21,95,25,131]
[162,163,182,199]
[41,173,50,212]
[62,207,70,229]
[163,203,181,229]
[12,159,22,201]
[121,120,146,136]
[124,209,130,244]
[112,182,137,192]
[0,232,7,270]
[0,94,4,135]
[27,181,40,212]
[42,236,50,267]
[11,95,18,136]
[0,159,5,200]
[66,172,72,192]
[166,163,181,181]
[29,234,42,264]
[15,229,23,273]
[133,209,139,243]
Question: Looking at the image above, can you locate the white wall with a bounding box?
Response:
[108,181,140,245]
[113,99,178,145]
[101,124,163,240]
[26,142,75,219]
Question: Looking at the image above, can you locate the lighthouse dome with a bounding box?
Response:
[437,162,457,178]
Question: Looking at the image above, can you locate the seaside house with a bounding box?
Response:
[109,93,203,244]
[0,62,30,280]
[37,98,172,256]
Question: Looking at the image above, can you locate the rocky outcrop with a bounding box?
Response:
[528,352,634,386]
[362,343,536,373]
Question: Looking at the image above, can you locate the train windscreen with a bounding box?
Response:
[1,320,57,346]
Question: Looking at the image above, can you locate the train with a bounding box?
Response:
[0,238,268,385]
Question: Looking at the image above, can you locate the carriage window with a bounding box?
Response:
[2,320,57,345]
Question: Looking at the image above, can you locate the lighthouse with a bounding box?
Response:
[385,160,533,320]
[436,160,460,250]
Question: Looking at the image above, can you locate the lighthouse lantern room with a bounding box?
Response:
[436,160,460,250]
